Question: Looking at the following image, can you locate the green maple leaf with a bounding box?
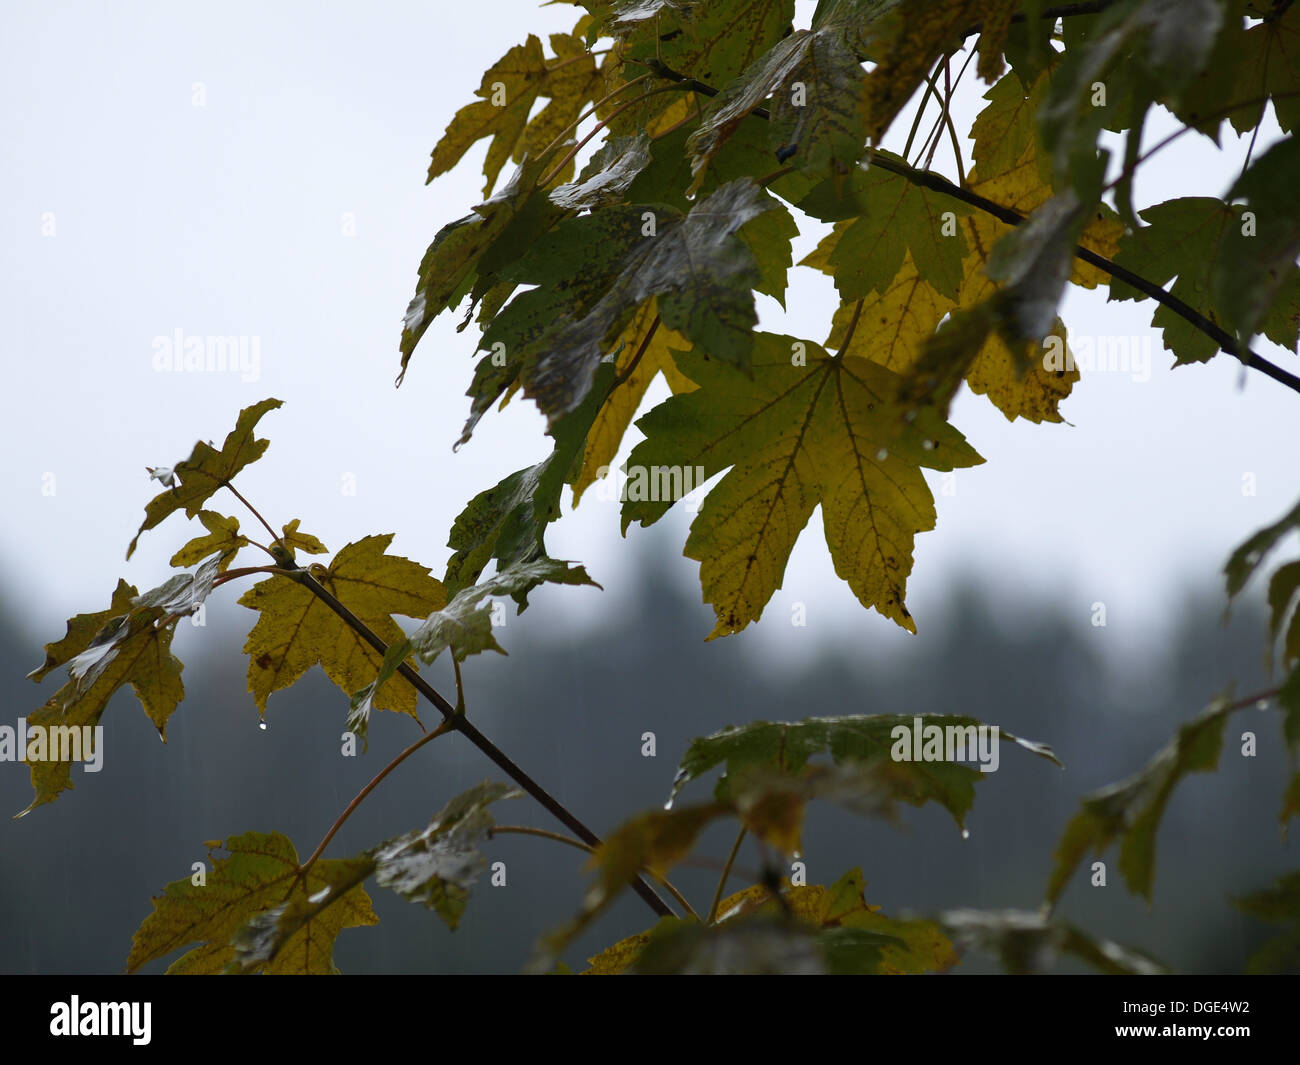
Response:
[368,781,519,929]
[401,159,557,373]
[127,831,377,975]
[469,179,776,434]
[687,10,870,183]
[1177,2,1300,139]
[623,333,983,637]
[599,0,797,134]
[670,714,1061,829]
[1215,136,1300,348]
[549,132,653,211]
[237,535,444,720]
[1047,695,1239,904]
[1041,0,1224,192]
[1111,196,1300,363]
[127,398,281,559]
[801,157,971,300]
[445,362,617,599]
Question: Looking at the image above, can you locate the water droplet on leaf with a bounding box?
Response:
[960,828,970,840]
[875,448,888,461]
[258,721,268,731]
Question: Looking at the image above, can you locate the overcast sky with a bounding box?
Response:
[3,0,1296,674]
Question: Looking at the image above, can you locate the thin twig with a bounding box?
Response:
[223,481,281,544]
[707,826,747,924]
[296,718,458,884]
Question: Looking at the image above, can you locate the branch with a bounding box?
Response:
[865,152,1300,396]
[637,59,1300,397]
[274,557,675,920]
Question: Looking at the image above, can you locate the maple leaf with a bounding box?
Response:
[805,66,1125,423]
[277,517,328,557]
[427,31,603,197]
[800,156,971,300]
[549,132,653,211]
[1214,136,1300,349]
[127,398,281,559]
[1047,695,1239,905]
[1234,870,1300,973]
[857,0,1021,142]
[586,867,956,974]
[623,333,983,637]
[600,0,797,134]
[1041,0,1226,201]
[17,566,233,814]
[938,909,1166,975]
[465,179,776,437]
[401,159,558,374]
[445,362,618,598]
[237,535,444,720]
[687,9,870,184]
[168,510,248,571]
[571,300,696,505]
[670,713,1061,829]
[225,783,517,970]
[127,832,377,975]
[1110,195,1300,364]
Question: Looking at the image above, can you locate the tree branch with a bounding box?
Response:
[637,59,1300,397]
[276,557,675,919]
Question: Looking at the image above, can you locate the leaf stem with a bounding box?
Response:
[613,314,661,388]
[223,482,281,545]
[536,72,653,166]
[538,84,692,188]
[707,826,747,923]
[836,299,865,357]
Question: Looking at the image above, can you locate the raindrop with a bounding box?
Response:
[258,721,268,731]
[921,439,935,451]
[308,887,330,904]
[960,828,970,840]
[875,448,889,461]
[1256,698,1271,711]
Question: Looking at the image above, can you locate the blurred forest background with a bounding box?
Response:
[0,521,1294,975]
